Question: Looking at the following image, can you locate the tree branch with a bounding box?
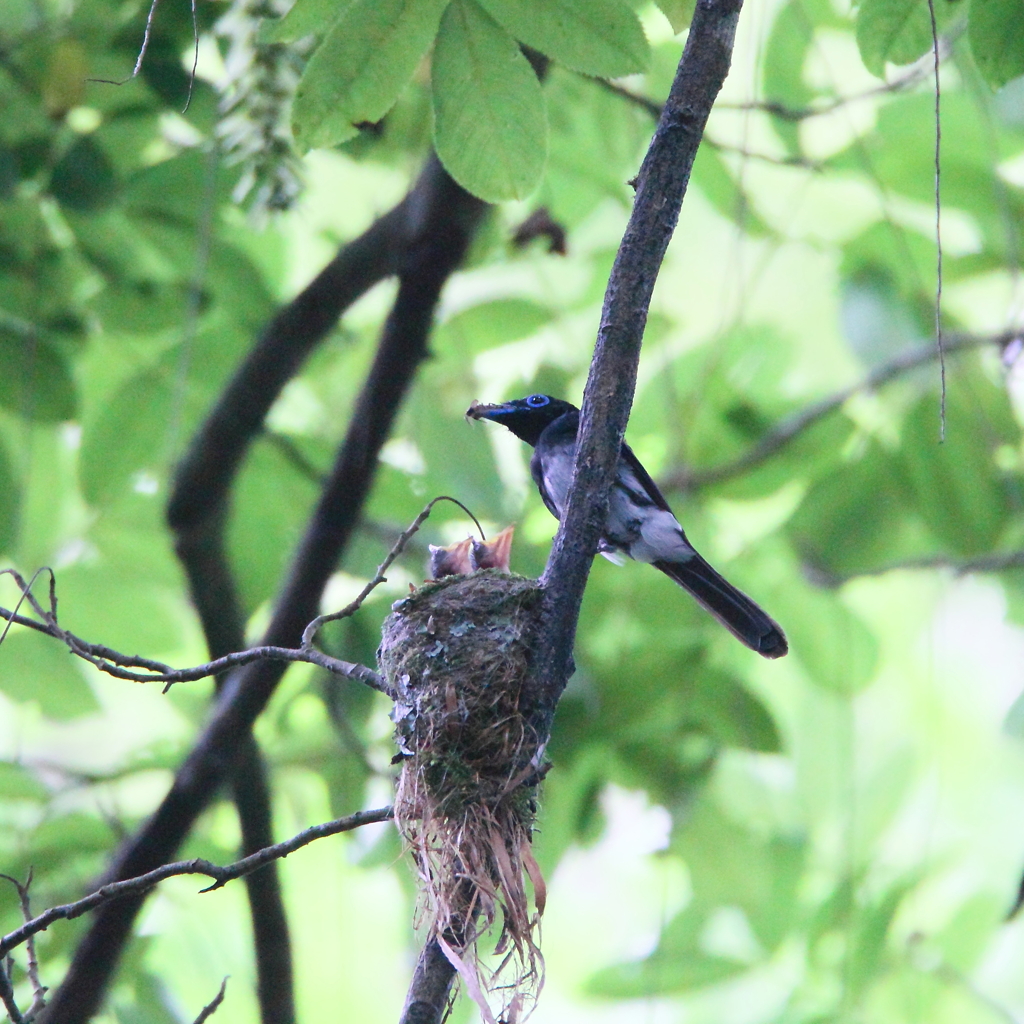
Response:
[0,960,24,1024]
[0,808,393,959]
[38,153,486,1024]
[0,568,389,694]
[0,873,47,1021]
[1,494,474,695]
[805,549,1024,589]
[661,331,1012,493]
[599,79,822,170]
[526,0,746,724]
[398,939,457,1024]
[191,978,229,1024]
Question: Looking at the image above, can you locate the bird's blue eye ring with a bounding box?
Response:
[526,394,549,407]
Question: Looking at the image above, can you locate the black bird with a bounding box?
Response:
[467,394,788,659]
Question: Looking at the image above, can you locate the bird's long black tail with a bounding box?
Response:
[653,554,788,659]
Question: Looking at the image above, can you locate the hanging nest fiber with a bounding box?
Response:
[379,569,548,1023]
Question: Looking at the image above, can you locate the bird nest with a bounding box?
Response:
[379,569,547,1023]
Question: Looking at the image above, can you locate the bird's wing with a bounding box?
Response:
[619,442,674,514]
[530,440,572,519]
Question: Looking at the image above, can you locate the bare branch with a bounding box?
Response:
[0,959,24,1024]
[599,80,822,171]
[715,58,938,120]
[925,0,946,438]
[191,979,228,1024]
[300,495,484,647]
[86,0,160,85]
[399,939,458,1024]
[806,549,1024,589]
[0,568,388,695]
[662,332,1011,493]
[0,808,393,960]
[0,874,47,1021]
[0,495,489,699]
[528,0,746,722]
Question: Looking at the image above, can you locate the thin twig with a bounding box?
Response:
[1,496,487,697]
[599,79,822,170]
[0,874,47,1020]
[0,958,24,1024]
[87,0,160,84]
[183,0,199,113]
[0,808,393,959]
[263,431,328,485]
[926,0,945,440]
[663,332,1008,492]
[716,59,936,120]
[0,568,387,695]
[191,978,228,1024]
[0,568,53,649]
[300,495,484,647]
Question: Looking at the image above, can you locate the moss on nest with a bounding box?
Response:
[379,569,547,1021]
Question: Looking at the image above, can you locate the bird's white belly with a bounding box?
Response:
[542,444,695,565]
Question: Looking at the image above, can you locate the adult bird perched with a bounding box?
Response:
[467,394,788,659]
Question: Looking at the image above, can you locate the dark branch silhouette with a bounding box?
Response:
[191,978,229,1024]
[805,549,1024,589]
[0,809,393,959]
[38,152,487,1024]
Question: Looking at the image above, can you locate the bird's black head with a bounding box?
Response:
[466,394,578,447]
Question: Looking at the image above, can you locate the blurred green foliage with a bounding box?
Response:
[2,0,1024,1022]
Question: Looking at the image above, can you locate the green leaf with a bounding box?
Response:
[652,0,695,33]
[93,280,191,334]
[787,442,925,577]
[762,0,815,155]
[588,919,744,996]
[292,0,449,151]
[969,0,1024,89]
[0,761,48,800]
[437,298,554,354]
[846,877,919,997]
[0,328,77,422]
[0,629,100,719]
[49,136,118,212]
[432,0,547,202]
[856,0,954,77]
[902,385,1017,555]
[0,435,19,555]
[475,0,649,78]
[123,151,237,226]
[674,798,805,949]
[692,145,772,236]
[686,668,781,753]
[228,438,321,614]
[783,590,880,695]
[259,0,345,43]
[56,563,184,654]
[79,368,174,507]
[541,68,646,225]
